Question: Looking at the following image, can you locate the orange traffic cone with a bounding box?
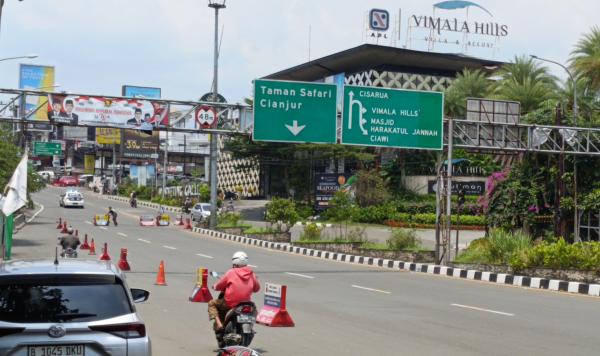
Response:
[99,243,111,261]
[189,268,212,302]
[56,217,62,229]
[61,221,68,233]
[117,248,131,271]
[184,218,192,230]
[88,239,96,255]
[155,260,167,286]
[80,234,90,250]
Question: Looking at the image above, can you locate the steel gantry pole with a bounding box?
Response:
[531,55,579,241]
[208,0,225,229]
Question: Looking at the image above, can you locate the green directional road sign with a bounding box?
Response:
[33,141,62,156]
[253,79,337,144]
[341,85,443,150]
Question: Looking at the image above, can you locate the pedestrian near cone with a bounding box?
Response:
[88,239,96,255]
[80,234,90,250]
[117,248,131,271]
[155,260,167,286]
[99,242,111,261]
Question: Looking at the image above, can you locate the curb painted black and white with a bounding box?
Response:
[103,195,182,213]
[191,227,600,298]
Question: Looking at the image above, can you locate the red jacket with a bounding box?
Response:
[214,266,260,308]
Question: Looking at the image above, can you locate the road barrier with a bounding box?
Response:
[256,283,295,327]
[118,248,131,271]
[94,215,109,226]
[157,214,170,226]
[155,260,167,286]
[189,267,213,302]
[99,242,111,261]
[80,234,90,250]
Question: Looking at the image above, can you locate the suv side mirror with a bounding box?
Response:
[130,288,150,303]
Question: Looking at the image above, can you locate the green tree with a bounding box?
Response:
[444,68,492,117]
[324,191,358,238]
[570,26,600,93]
[354,169,389,207]
[265,198,299,232]
[492,55,558,114]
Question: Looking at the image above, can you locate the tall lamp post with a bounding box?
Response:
[208,0,225,229]
[531,54,580,241]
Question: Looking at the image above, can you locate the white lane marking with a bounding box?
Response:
[138,238,151,244]
[285,272,315,279]
[351,284,391,294]
[100,226,108,230]
[248,264,258,268]
[117,232,127,237]
[163,245,177,250]
[196,253,214,259]
[27,203,45,223]
[450,303,514,317]
[85,221,93,225]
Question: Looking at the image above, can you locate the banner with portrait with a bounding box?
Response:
[46,94,169,129]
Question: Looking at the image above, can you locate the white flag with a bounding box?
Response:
[1,153,28,216]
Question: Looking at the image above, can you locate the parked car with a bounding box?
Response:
[37,170,55,182]
[54,175,78,187]
[190,203,212,222]
[0,259,151,355]
[59,190,85,208]
[77,174,95,187]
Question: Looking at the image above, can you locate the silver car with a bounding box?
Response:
[190,203,212,222]
[0,260,151,355]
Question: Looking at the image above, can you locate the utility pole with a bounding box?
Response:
[444,118,454,264]
[162,130,168,198]
[555,103,567,239]
[208,0,225,229]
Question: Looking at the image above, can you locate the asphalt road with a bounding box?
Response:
[13,186,600,355]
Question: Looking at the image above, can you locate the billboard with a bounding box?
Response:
[47,94,169,129]
[96,128,121,144]
[19,64,54,130]
[122,129,159,159]
[122,85,161,99]
[315,173,351,210]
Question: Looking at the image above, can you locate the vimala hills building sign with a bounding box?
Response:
[341,85,443,150]
[253,79,337,144]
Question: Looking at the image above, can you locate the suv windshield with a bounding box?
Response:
[201,204,211,211]
[0,277,133,323]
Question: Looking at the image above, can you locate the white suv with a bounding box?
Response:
[0,259,151,355]
[59,190,85,208]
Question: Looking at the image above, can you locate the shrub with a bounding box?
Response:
[485,229,532,264]
[199,184,210,202]
[386,229,421,251]
[353,204,396,224]
[265,198,299,232]
[299,223,323,241]
[219,212,241,227]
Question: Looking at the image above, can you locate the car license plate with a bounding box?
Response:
[28,345,85,356]
[237,314,255,323]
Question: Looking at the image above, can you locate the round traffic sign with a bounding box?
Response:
[195,106,217,129]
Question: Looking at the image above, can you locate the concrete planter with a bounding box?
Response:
[245,232,291,243]
[291,242,363,254]
[450,262,600,284]
[357,249,435,263]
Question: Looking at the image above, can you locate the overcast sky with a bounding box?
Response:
[0,0,598,103]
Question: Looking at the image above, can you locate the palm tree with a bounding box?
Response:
[570,26,600,93]
[492,55,559,114]
[444,68,491,117]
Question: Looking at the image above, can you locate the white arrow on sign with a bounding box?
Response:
[285,120,306,136]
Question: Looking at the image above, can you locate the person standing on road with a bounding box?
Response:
[107,207,118,226]
[58,226,80,251]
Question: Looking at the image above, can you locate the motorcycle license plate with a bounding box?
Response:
[237,314,255,323]
[28,345,85,356]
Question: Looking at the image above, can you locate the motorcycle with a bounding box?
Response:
[130,197,138,208]
[211,271,258,349]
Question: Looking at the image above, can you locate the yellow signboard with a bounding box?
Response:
[96,128,121,144]
[84,154,95,174]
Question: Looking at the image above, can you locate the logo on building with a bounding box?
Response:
[369,9,389,31]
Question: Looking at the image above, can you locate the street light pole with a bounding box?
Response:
[531,55,579,241]
[208,0,225,229]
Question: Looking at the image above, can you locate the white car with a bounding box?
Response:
[59,190,85,208]
[191,203,212,222]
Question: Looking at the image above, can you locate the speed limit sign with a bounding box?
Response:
[195,106,217,129]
